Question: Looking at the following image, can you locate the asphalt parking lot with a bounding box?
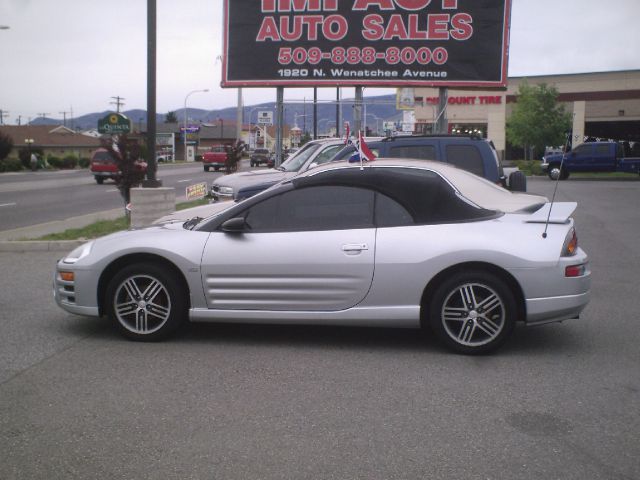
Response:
[1,177,639,480]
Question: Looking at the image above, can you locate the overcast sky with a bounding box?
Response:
[1,0,639,125]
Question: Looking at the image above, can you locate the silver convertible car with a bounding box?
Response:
[54,160,591,354]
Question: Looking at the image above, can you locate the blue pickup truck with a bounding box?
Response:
[541,141,640,180]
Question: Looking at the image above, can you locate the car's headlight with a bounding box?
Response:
[63,241,94,264]
[217,186,234,195]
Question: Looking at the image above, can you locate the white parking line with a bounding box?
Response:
[177,179,193,183]
[105,189,119,193]
[0,202,17,207]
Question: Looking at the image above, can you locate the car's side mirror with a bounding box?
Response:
[221,217,247,233]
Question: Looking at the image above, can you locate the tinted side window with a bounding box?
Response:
[244,186,374,232]
[572,144,591,156]
[375,193,413,227]
[389,144,437,160]
[312,144,344,166]
[595,145,609,155]
[445,145,485,176]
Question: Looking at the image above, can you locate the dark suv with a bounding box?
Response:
[334,135,526,192]
[250,148,273,167]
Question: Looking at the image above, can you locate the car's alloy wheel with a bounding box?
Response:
[106,263,186,341]
[429,271,516,354]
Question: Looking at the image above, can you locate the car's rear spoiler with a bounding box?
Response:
[526,202,577,224]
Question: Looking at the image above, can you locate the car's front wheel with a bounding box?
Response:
[428,271,516,354]
[105,263,187,341]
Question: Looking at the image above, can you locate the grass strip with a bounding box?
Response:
[35,198,210,241]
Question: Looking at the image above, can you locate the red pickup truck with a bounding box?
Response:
[90,148,147,184]
[203,145,228,172]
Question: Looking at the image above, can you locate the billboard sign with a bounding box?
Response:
[222,0,511,88]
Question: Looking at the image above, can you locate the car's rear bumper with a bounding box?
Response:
[525,283,591,325]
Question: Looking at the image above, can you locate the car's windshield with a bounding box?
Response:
[279,143,322,172]
[92,151,113,162]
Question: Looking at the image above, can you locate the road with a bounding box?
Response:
[0,162,233,231]
[0,177,639,479]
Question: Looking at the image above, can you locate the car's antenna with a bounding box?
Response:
[542,121,574,239]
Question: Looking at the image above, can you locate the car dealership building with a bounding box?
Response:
[411,69,640,159]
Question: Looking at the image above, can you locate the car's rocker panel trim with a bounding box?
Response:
[189,305,420,327]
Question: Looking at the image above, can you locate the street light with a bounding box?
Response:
[183,88,209,161]
[24,138,34,170]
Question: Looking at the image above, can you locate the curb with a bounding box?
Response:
[0,240,86,252]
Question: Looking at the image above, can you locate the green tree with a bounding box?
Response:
[165,111,178,123]
[0,131,13,161]
[506,81,571,160]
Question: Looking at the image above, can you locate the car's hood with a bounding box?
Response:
[153,201,235,224]
[212,169,289,189]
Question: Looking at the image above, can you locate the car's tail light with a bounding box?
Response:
[565,264,587,277]
[561,228,578,257]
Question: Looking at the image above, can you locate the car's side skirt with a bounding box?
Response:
[189,305,420,328]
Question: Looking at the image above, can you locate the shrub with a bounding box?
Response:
[78,157,90,168]
[61,155,78,169]
[516,160,544,176]
[47,155,63,169]
[0,157,22,172]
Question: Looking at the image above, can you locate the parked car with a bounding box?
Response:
[541,141,640,180]
[156,153,173,163]
[54,159,590,354]
[210,138,352,201]
[333,134,527,192]
[250,148,273,167]
[89,148,147,185]
[203,145,228,172]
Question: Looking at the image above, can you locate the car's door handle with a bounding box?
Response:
[342,243,369,255]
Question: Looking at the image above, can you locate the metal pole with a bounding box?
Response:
[313,88,318,139]
[354,86,363,135]
[435,87,448,134]
[275,87,284,167]
[144,0,161,187]
[236,88,243,143]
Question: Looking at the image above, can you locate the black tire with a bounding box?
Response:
[508,170,527,192]
[204,165,210,172]
[214,166,220,171]
[95,176,104,185]
[560,168,570,180]
[250,161,255,167]
[105,262,187,341]
[428,270,516,354]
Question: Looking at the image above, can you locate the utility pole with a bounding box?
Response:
[16,115,21,125]
[110,96,126,113]
[37,113,50,123]
[0,109,9,125]
[59,110,71,127]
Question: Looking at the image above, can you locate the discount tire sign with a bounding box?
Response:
[222,0,511,88]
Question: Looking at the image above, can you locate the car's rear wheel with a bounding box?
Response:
[428,271,516,354]
[204,165,210,172]
[105,263,187,341]
[95,176,104,184]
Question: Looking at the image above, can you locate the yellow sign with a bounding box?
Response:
[185,182,207,200]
